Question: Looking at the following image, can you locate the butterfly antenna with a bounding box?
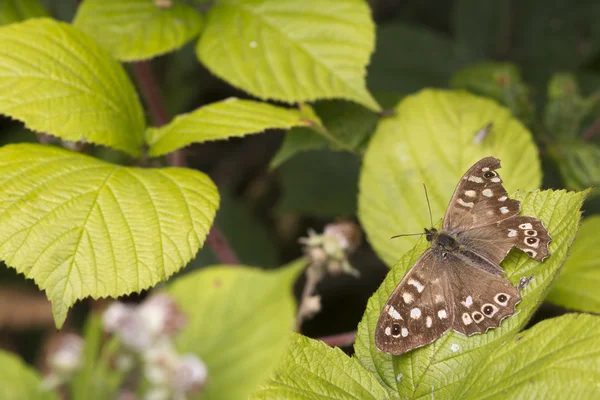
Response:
[423,183,434,228]
[390,232,424,239]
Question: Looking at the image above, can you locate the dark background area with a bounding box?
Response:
[1,0,599,364]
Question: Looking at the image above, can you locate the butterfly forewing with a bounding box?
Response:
[444,157,520,231]
[375,250,453,355]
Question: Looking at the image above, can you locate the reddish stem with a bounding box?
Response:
[131,61,240,265]
[317,331,356,348]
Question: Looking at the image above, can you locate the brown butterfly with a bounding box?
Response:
[375,157,551,355]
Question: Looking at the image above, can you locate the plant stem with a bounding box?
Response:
[131,61,240,265]
[582,118,600,141]
[295,265,322,332]
[317,331,356,347]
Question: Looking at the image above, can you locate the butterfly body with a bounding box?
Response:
[375,157,551,355]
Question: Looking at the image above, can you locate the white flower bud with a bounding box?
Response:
[171,354,208,394]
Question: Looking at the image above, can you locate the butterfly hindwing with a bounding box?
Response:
[498,216,551,261]
[375,250,453,355]
[448,258,521,336]
[443,157,520,231]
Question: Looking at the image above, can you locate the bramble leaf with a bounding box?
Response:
[0,144,218,327]
[169,260,305,400]
[0,19,145,156]
[547,216,600,313]
[0,350,57,400]
[358,89,542,266]
[197,0,380,111]
[250,333,391,400]
[73,0,203,61]
[146,98,306,157]
[458,313,600,399]
[354,188,588,398]
[0,0,48,25]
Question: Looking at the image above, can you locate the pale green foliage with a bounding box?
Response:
[146,98,306,157]
[197,0,380,111]
[0,19,145,156]
[359,89,541,266]
[0,144,219,328]
[354,189,588,398]
[168,260,305,400]
[547,216,600,313]
[250,333,391,400]
[0,0,48,25]
[458,314,600,399]
[73,0,203,61]
[0,351,57,400]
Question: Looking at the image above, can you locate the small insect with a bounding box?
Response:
[375,157,551,355]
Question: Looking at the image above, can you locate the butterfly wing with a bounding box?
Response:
[448,251,521,336]
[443,157,521,231]
[375,250,454,355]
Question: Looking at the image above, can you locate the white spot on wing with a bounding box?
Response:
[434,295,443,304]
[461,296,473,307]
[482,189,493,197]
[385,326,391,336]
[491,177,501,182]
[401,328,408,337]
[482,167,490,172]
[458,198,474,208]
[465,190,476,198]
[408,279,424,293]
[519,223,533,230]
[402,292,413,304]
[388,306,401,320]
[426,316,432,328]
[500,206,509,214]
[450,343,460,352]
[437,309,448,319]
[498,196,507,201]
[410,308,421,319]
[462,313,472,325]
[468,176,483,183]
[508,229,517,237]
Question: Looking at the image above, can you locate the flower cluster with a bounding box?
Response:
[103,294,207,400]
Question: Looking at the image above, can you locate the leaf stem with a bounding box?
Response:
[317,331,356,347]
[131,60,240,265]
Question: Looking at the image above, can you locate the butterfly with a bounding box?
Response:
[375,157,551,355]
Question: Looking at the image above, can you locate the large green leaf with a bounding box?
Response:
[168,261,305,400]
[196,0,379,111]
[73,0,203,61]
[0,144,218,328]
[547,216,600,313]
[358,89,541,267]
[354,189,588,399]
[0,350,58,400]
[0,0,48,25]
[0,19,145,156]
[146,98,306,157]
[458,313,600,399]
[250,333,391,400]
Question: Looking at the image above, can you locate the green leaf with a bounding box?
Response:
[271,100,379,168]
[544,73,600,140]
[547,216,600,313]
[146,98,306,157]
[358,89,542,267]
[368,23,476,96]
[452,0,510,59]
[457,313,600,399]
[168,260,305,400]
[0,144,218,328]
[73,0,203,62]
[278,149,360,217]
[0,350,58,400]
[196,0,380,111]
[450,62,536,128]
[549,141,600,198]
[354,188,588,398]
[0,18,146,156]
[0,0,48,25]
[250,333,391,400]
